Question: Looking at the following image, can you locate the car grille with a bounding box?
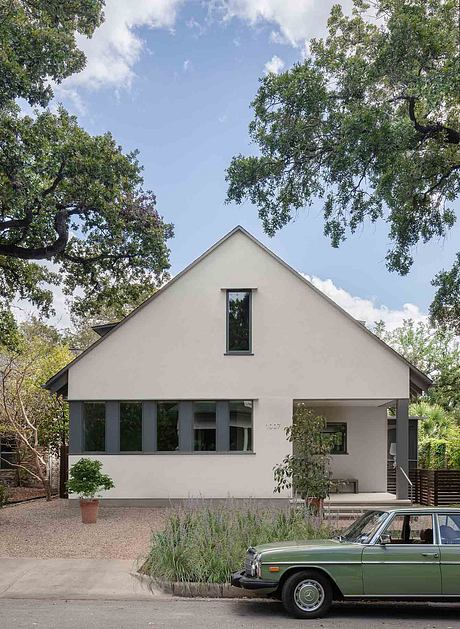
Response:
[245,548,256,576]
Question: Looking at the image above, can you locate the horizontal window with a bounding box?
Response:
[120,402,142,452]
[157,402,179,451]
[84,402,105,452]
[323,422,347,454]
[77,400,253,454]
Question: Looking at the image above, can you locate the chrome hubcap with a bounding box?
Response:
[293,579,325,612]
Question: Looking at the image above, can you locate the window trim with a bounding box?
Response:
[324,422,348,455]
[226,289,252,355]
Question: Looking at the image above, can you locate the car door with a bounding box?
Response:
[362,513,442,595]
[437,512,460,595]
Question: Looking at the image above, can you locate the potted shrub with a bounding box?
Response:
[67,458,114,524]
[273,405,335,516]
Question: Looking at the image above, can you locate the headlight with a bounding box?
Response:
[250,553,261,578]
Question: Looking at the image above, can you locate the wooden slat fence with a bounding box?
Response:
[415,469,460,506]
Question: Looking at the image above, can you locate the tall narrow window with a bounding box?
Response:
[229,401,253,452]
[194,401,216,451]
[157,402,179,451]
[84,402,105,452]
[120,402,142,451]
[227,290,251,353]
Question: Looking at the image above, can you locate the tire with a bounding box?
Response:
[281,570,333,619]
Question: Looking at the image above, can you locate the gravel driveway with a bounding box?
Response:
[0,499,167,560]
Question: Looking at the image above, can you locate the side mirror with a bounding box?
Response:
[379,533,391,545]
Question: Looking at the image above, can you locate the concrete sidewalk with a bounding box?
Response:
[0,559,166,600]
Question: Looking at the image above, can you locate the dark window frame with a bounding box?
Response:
[226,289,252,354]
[324,422,348,455]
[75,400,256,455]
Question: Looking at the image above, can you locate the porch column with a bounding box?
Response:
[396,399,409,500]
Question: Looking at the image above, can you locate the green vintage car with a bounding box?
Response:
[231,508,460,619]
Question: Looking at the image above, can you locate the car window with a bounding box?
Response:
[342,511,388,544]
[438,514,460,545]
[383,514,434,544]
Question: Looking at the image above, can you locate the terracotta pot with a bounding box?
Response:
[80,498,99,524]
[305,497,324,515]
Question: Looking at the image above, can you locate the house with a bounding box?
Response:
[45,226,431,503]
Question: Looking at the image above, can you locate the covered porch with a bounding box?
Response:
[296,393,426,502]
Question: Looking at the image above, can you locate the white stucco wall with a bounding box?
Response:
[311,406,388,493]
[68,230,409,401]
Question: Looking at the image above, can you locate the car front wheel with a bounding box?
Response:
[281,570,333,619]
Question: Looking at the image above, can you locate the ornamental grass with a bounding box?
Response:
[143,499,332,584]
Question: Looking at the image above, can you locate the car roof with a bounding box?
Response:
[370,507,460,514]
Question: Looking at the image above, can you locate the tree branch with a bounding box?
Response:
[408,96,460,144]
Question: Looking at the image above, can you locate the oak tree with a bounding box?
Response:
[226,0,460,328]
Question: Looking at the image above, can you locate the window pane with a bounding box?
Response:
[84,402,105,452]
[0,436,16,469]
[384,514,434,544]
[230,401,253,451]
[323,423,347,454]
[157,402,179,451]
[439,514,460,544]
[120,402,142,451]
[194,401,216,451]
[227,291,251,352]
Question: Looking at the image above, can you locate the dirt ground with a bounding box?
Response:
[0,499,167,560]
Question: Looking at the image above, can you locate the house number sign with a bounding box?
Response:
[266,423,282,430]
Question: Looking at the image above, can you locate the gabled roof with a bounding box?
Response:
[44,225,432,394]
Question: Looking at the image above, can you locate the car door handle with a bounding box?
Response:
[421,552,439,558]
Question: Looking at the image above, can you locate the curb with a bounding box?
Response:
[134,573,263,599]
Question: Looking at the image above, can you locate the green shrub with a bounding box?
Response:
[144,501,332,584]
[67,458,114,499]
[0,484,8,508]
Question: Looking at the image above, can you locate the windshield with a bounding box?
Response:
[341,510,389,544]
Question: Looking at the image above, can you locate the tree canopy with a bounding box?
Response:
[0,0,104,107]
[226,0,460,328]
[375,319,460,413]
[0,1,173,344]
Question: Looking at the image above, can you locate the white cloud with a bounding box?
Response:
[264,54,285,75]
[216,0,353,46]
[183,59,191,72]
[65,0,183,89]
[302,274,428,331]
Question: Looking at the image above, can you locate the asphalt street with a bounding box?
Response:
[1,598,460,629]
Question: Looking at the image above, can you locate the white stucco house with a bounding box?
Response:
[45,226,431,503]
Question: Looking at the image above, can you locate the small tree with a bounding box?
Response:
[67,458,114,500]
[0,320,73,499]
[274,406,335,504]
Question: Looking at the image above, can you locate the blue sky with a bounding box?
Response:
[42,0,459,329]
